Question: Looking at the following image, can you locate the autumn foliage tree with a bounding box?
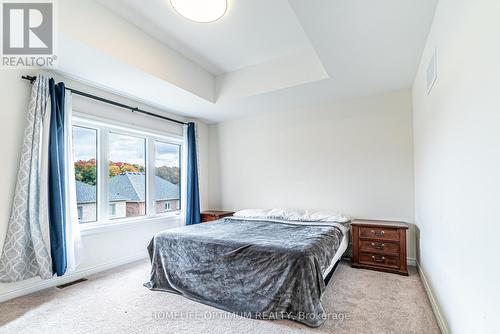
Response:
[74,159,97,185]
[108,161,145,177]
[75,159,179,185]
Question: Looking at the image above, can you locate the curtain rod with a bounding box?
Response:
[21,75,189,126]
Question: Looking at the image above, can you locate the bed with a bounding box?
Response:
[144,215,349,327]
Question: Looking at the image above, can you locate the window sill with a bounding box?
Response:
[80,214,183,236]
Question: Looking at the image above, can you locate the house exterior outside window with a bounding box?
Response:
[109,203,117,216]
[77,206,83,221]
[73,118,182,225]
[76,172,180,222]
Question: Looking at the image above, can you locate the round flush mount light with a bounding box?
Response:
[170,0,227,23]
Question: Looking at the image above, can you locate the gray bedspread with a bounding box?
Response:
[144,217,347,327]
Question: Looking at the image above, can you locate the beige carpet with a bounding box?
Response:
[0,260,440,334]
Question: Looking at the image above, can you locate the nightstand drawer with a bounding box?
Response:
[359,226,399,241]
[359,240,399,254]
[359,252,400,269]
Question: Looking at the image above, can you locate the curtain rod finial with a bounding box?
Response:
[22,75,37,83]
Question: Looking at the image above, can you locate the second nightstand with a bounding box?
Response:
[351,219,409,276]
[201,210,235,223]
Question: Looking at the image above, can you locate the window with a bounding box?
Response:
[72,116,183,225]
[77,206,83,221]
[109,203,117,216]
[73,126,98,223]
[155,141,181,214]
[109,133,146,219]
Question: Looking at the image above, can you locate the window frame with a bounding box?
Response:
[73,125,99,224]
[154,139,182,215]
[108,131,147,220]
[73,113,184,231]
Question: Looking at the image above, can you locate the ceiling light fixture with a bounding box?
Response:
[170,0,227,23]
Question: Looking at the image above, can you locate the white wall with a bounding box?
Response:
[208,89,416,258]
[412,1,500,333]
[0,71,209,301]
[196,121,210,211]
[59,0,215,102]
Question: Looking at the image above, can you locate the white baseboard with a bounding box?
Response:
[407,257,417,266]
[417,261,450,334]
[0,253,147,303]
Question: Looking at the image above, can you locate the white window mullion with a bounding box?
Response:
[99,127,110,222]
[146,137,155,217]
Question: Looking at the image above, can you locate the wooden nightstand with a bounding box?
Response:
[351,219,409,276]
[201,210,235,223]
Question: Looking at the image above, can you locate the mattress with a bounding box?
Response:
[144,217,348,327]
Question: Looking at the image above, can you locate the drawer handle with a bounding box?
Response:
[370,242,385,250]
[372,230,385,237]
[371,255,385,263]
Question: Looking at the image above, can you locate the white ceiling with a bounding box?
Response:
[67,0,438,123]
[98,0,314,75]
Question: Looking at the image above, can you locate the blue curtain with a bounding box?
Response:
[185,122,201,225]
[48,79,67,276]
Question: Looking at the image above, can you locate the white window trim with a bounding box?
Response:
[73,112,184,233]
[80,215,183,237]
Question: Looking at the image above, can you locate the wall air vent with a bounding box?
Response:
[56,278,88,289]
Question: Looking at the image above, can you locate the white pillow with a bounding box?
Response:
[266,208,290,219]
[234,208,303,220]
[234,208,350,223]
[301,210,350,223]
[233,209,270,219]
[286,210,307,221]
[266,208,310,220]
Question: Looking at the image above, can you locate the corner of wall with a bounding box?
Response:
[417,261,451,334]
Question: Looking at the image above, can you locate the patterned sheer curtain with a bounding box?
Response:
[0,76,82,282]
[0,76,53,281]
